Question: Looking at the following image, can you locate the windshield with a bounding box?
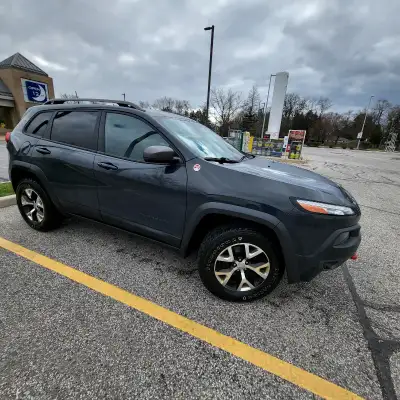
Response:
[156,117,243,160]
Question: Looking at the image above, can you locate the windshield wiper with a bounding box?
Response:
[204,157,240,164]
[239,152,255,161]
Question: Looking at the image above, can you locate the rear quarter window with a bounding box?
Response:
[13,108,36,131]
[24,111,53,136]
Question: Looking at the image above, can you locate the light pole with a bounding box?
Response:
[261,74,276,137]
[204,25,214,123]
[357,95,374,150]
[122,93,126,101]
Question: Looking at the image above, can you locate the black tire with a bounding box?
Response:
[16,178,63,231]
[198,225,284,302]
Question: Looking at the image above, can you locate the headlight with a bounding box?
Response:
[296,200,355,216]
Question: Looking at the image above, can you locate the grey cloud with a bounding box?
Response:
[1,0,400,109]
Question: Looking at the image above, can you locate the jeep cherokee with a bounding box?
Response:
[6,98,361,301]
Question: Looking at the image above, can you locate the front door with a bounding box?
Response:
[94,111,187,247]
[30,109,101,219]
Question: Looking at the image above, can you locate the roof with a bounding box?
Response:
[0,79,12,97]
[0,53,48,76]
[32,102,193,122]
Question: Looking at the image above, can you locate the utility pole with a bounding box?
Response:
[261,74,275,137]
[204,25,215,124]
[122,93,126,101]
[357,95,374,150]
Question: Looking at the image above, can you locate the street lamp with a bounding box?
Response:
[357,95,374,150]
[261,74,276,137]
[204,25,215,123]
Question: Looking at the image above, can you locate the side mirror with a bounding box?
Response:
[143,146,179,164]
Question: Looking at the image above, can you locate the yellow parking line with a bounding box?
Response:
[0,236,363,400]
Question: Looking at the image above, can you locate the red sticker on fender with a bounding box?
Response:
[193,164,201,171]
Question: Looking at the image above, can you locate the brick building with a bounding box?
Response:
[0,53,55,134]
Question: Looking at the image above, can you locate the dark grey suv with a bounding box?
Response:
[6,98,361,301]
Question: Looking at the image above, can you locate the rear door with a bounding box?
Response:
[30,109,101,219]
[94,111,187,246]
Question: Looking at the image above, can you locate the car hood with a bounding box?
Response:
[223,156,343,195]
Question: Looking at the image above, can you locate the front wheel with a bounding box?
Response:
[197,226,284,302]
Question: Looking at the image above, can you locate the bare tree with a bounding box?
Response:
[283,93,308,121]
[372,99,391,126]
[153,97,175,112]
[305,97,318,113]
[244,85,260,115]
[210,88,243,135]
[175,99,191,115]
[60,93,79,99]
[387,106,400,133]
[316,96,333,117]
[139,101,150,109]
[283,93,300,120]
[241,86,260,134]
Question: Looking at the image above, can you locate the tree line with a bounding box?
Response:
[141,88,399,148]
[61,89,400,148]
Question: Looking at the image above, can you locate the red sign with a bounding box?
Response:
[288,130,306,141]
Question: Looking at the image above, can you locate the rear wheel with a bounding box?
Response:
[16,179,63,231]
[198,226,284,301]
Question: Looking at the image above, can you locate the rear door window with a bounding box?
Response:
[25,112,53,136]
[50,110,99,151]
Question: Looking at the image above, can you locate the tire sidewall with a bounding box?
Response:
[199,230,283,301]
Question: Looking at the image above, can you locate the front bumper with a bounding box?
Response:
[289,224,361,282]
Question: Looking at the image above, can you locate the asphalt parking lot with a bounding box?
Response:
[0,147,399,399]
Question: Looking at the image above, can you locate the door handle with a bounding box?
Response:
[35,147,51,155]
[97,161,119,171]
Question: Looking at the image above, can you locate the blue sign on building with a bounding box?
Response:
[21,79,49,103]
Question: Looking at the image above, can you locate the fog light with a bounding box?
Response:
[334,232,350,245]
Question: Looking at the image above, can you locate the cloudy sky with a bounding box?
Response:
[1,0,400,111]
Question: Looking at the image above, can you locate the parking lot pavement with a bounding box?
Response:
[0,148,398,399]
[302,147,400,399]
[0,143,9,182]
[2,251,317,400]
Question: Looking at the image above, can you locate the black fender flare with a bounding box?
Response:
[10,162,62,210]
[180,202,298,282]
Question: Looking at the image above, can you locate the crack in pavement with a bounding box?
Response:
[309,162,400,188]
[342,265,400,400]
[363,302,400,314]
[358,204,400,216]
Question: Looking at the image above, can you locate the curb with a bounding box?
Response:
[262,156,309,165]
[0,195,16,208]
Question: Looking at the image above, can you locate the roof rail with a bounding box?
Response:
[44,98,144,111]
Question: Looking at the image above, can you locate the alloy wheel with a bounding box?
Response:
[214,243,270,292]
[20,188,45,223]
